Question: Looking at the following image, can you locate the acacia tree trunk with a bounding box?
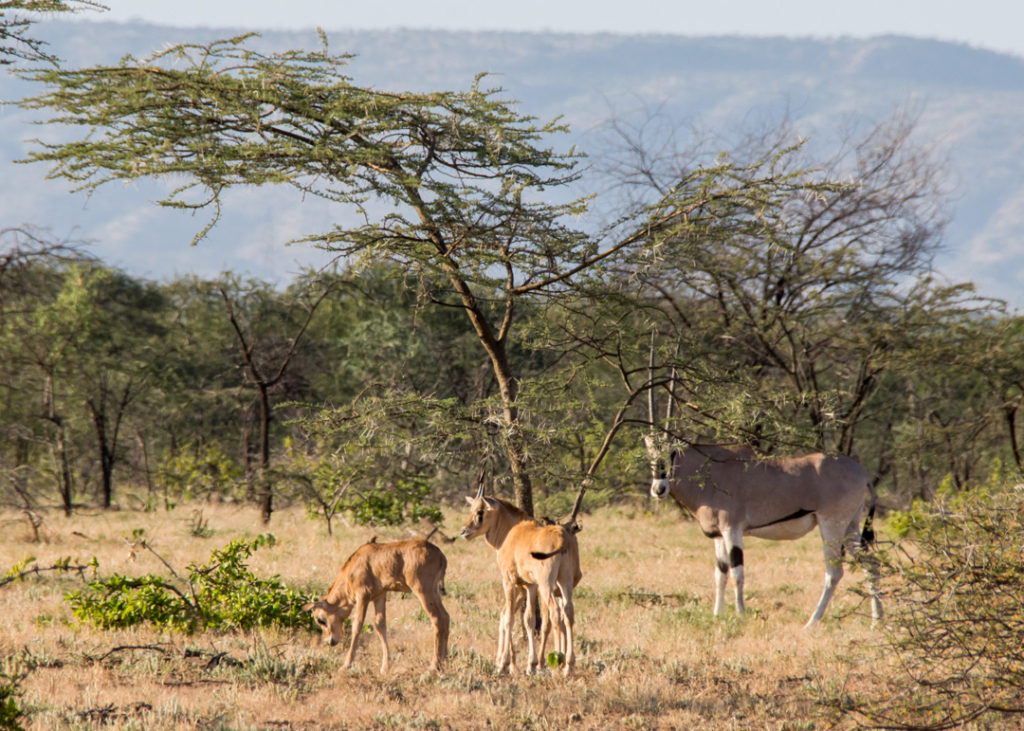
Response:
[42,371,74,516]
[496,376,534,517]
[53,419,73,516]
[257,382,273,523]
[87,376,133,509]
[445,272,535,516]
[1005,404,1023,473]
[218,281,332,525]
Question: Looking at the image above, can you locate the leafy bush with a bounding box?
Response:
[157,442,244,503]
[0,664,25,731]
[846,485,1024,729]
[67,534,313,634]
[280,436,444,533]
[343,476,442,527]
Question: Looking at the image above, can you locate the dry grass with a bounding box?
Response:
[0,499,891,730]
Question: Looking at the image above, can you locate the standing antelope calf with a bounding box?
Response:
[460,484,582,675]
[305,537,449,674]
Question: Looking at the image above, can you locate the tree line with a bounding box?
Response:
[2,4,1023,526]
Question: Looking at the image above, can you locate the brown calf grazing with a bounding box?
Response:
[460,485,582,675]
[305,537,449,674]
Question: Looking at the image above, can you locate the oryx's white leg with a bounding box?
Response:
[549,587,568,657]
[807,520,846,627]
[495,608,509,671]
[722,528,746,615]
[865,554,884,625]
[846,516,884,625]
[713,537,729,616]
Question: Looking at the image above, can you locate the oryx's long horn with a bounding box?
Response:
[474,481,485,500]
[648,331,657,432]
[665,366,677,424]
[665,339,680,425]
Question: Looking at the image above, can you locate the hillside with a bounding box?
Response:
[2,21,1023,305]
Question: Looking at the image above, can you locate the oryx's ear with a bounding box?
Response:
[465,495,477,506]
[483,497,500,510]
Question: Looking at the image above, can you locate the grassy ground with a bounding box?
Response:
[0,499,888,730]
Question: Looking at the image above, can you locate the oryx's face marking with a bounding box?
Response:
[650,461,670,500]
[644,435,671,499]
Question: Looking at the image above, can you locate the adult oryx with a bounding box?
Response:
[645,436,883,627]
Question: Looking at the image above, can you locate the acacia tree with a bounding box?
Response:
[968,313,1024,474]
[572,113,983,470]
[0,254,98,514]
[71,266,168,508]
[18,34,679,514]
[216,272,334,523]
[0,0,105,66]
[0,227,82,511]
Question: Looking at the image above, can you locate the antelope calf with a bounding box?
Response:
[460,485,582,675]
[305,537,449,674]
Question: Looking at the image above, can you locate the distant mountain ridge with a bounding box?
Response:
[2,21,1023,306]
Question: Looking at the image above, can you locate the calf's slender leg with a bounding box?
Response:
[521,586,539,673]
[371,595,390,674]
[344,598,368,669]
[536,581,558,673]
[413,583,449,670]
[557,578,575,675]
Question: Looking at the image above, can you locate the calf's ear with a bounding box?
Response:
[303,600,326,612]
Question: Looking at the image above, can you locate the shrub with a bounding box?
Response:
[157,442,244,504]
[278,438,444,534]
[846,485,1024,729]
[67,534,313,634]
[0,662,25,731]
[343,476,442,527]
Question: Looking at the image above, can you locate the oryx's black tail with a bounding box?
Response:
[861,480,878,549]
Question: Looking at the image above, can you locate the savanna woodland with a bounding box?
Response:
[2,3,1024,729]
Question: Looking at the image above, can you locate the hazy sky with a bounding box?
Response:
[85,0,1024,59]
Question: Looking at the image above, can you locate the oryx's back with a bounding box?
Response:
[676,446,868,514]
